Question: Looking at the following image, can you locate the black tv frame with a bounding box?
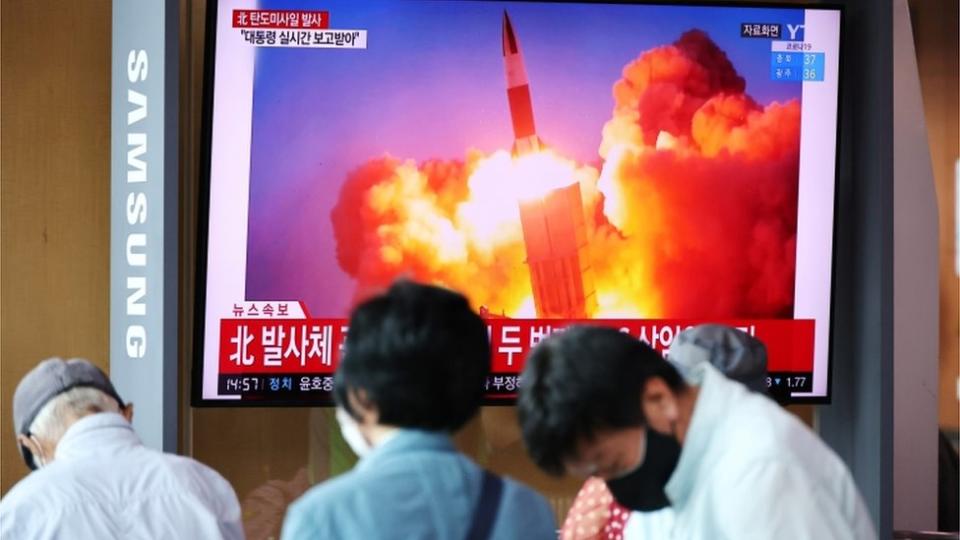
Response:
[191,0,844,407]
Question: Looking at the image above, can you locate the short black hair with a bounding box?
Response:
[334,280,490,432]
[517,325,685,476]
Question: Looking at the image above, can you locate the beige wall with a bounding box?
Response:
[911,0,960,431]
[0,0,111,495]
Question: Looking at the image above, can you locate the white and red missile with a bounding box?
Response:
[502,11,544,157]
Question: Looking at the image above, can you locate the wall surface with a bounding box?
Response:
[910,0,959,433]
[892,0,939,529]
[0,0,112,496]
[817,0,894,537]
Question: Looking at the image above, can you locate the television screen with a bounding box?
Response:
[194,0,842,404]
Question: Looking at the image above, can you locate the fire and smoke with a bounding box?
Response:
[331,30,800,319]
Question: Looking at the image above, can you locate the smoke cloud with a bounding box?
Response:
[330,30,801,318]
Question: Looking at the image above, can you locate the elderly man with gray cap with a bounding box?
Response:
[518,324,876,540]
[1,358,243,539]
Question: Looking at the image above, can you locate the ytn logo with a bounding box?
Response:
[786,23,805,41]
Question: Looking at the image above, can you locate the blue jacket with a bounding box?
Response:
[282,429,557,539]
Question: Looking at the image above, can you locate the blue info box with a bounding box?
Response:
[770,52,825,82]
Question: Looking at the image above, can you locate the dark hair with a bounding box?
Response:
[334,280,490,432]
[517,325,685,476]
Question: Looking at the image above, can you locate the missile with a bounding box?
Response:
[502,11,544,156]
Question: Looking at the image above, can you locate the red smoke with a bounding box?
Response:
[595,30,800,318]
[331,29,801,318]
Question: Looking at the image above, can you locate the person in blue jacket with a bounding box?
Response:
[282,280,557,540]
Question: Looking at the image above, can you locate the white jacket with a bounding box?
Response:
[1,413,243,540]
[665,363,877,540]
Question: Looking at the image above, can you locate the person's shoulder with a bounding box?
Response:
[1,462,75,507]
[501,476,553,511]
[0,468,66,527]
[283,470,364,536]
[696,391,816,484]
[289,469,362,513]
[495,476,557,538]
[0,478,67,540]
[151,449,230,483]
[722,390,810,449]
[501,475,546,499]
[0,486,33,539]
[153,450,244,526]
[712,394,848,485]
[135,448,240,506]
[1,473,42,513]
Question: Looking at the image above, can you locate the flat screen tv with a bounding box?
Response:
[194,0,842,405]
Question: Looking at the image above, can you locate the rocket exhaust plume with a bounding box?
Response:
[502,11,544,157]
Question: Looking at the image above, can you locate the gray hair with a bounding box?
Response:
[29,387,122,444]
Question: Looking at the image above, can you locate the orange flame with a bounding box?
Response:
[331,29,800,320]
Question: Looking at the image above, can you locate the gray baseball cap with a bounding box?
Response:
[667,324,768,393]
[13,357,125,469]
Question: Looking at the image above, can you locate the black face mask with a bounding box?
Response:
[604,429,682,512]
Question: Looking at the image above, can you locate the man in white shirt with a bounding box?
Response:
[1,357,244,540]
[518,325,876,540]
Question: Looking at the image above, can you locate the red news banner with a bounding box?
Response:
[219,316,815,376]
[232,9,329,30]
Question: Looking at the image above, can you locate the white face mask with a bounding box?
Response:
[336,408,373,458]
[30,435,49,469]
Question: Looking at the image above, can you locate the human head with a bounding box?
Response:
[334,280,490,432]
[517,326,685,478]
[603,324,770,510]
[13,358,130,469]
[667,324,768,393]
